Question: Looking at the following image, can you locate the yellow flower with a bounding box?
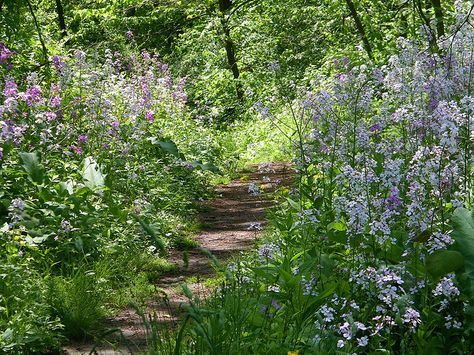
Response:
[288,351,300,355]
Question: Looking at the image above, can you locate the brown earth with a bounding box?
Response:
[63,162,294,355]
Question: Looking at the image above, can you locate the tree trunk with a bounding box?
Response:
[345,0,374,60]
[26,0,49,67]
[218,0,244,102]
[414,0,438,51]
[55,0,67,38]
[431,0,444,38]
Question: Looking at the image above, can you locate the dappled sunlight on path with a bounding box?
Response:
[63,162,294,354]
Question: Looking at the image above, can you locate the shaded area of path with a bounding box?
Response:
[63,162,294,354]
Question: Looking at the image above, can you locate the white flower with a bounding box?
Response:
[357,336,369,347]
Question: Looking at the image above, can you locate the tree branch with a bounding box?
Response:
[345,0,374,60]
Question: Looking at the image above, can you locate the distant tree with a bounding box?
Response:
[55,0,67,38]
[217,0,244,102]
[431,0,445,38]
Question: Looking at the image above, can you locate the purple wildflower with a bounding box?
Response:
[402,307,421,331]
[385,188,401,210]
[50,95,61,108]
[145,110,155,123]
[51,55,65,73]
[271,299,281,311]
[3,80,17,98]
[78,134,88,145]
[70,145,83,155]
[23,85,42,106]
[45,111,57,122]
[60,219,72,233]
[258,243,275,259]
[0,43,13,64]
[369,123,381,133]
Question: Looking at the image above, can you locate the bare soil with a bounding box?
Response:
[62,162,294,355]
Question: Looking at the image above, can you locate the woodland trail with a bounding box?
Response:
[63,162,294,355]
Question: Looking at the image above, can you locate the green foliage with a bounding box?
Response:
[19,151,45,184]
[133,214,167,253]
[452,208,474,300]
[1,0,471,353]
[0,262,63,353]
[47,264,108,339]
[425,250,464,279]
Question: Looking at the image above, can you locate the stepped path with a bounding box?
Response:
[63,162,294,354]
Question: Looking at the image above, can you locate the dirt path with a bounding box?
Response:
[63,162,294,354]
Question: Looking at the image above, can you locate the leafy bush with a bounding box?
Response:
[0,262,63,353]
[0,37,223,351]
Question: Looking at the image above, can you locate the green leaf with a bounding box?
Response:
[452,208,474,262]
[452,208,474,298]
[59,180,74,195]
[148,137,183,158]
[328,220,346,231]
[425,250,464,278]
[132,214,166,252]
[75,237,84,251]
[189,161,222,174]
[19,151,45,184]
[157,139,181,158]
[82,157,105,190]
[290,251,305,262]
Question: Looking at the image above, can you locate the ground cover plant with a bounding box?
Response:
[169,3,474,354]
[0,39,230,351]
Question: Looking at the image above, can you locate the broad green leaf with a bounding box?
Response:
[452,208,474,262]
[148,137,183,158]
[19,152,45,184]
[82,157,105,190]
[59,180,74,195]
[425,250,464,278]
[189,161,222,174]
[157,139,181,158]
[452,208,474,298]
[75,237,84,251]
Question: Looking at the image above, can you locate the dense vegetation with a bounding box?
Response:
[1,0,473,354]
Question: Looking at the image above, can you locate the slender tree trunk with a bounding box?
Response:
[218,0,244,102]
[414,0,438,51]
[55,0,67,38]
[345,0,374,60]
[26,0,49,67]
[431,0,444,38]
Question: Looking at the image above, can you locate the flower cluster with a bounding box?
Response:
[280,8,474,352]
